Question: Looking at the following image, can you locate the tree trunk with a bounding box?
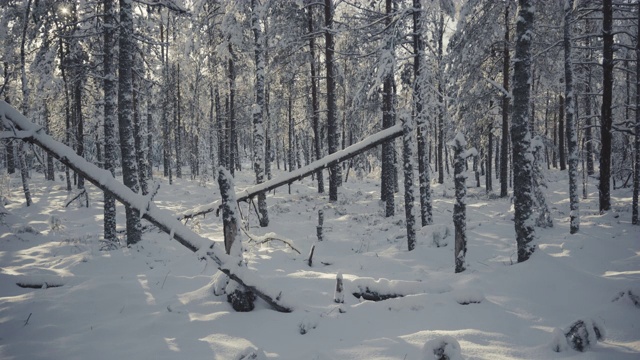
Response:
[559,95,566,171]
[500,2,510,198]
[511,0,536,262]
[102,0,117,244]
[251,0,269,227]
[401,114,416,251]
[18,0,32,206]
[308,7,324,193]
[632,3,639,225]
[228,43,237,177]
[381,0,395,217]
[486,123,493,193]
[175,64,182,179]
[450,133,468,273]
[599,0,613,213]
[564,0,579,233]
[118,0,142,246]
[325,0,341,201]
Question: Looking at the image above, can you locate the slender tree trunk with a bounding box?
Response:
[632,3,639,225]
[251,0,269,227]
[161,20,170,178]
[325,0,341,201]
[414,0,431,225]
[564,0,579,233]
[486,123,493,193]
[44,102,54,180]
[599,0,613,212]
[381,0,395,217]
[511,0,536,262]
[559,95,566,171]
[451,133,468,273]
[118,0,142,246]
[102,0,117,244]
[500,2,510,198]
[175,64,182,179]
[401,113,416,251]
[228,43,237,177]
[307,8,324,193]
[18,0,32,206]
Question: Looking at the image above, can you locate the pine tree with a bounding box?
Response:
[599,0,613,213]
[325,0,341,201]
[401,112,416,251]
[381,0,395,217]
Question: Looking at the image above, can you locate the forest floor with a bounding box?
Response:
[0,165,639,359]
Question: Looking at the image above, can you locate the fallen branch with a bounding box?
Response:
[65,189,87,208]
[16,282,64,289]
[179,124,403,220]
[1,100,292,313]
[242,228,301,254]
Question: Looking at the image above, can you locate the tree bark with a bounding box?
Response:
[401,114,416,251]
[599,0,613,213]
[500,2,510,198]
[325,0,341,201]
[118,0,142,246]
[511,0,536,262]
[381,0,395,217]
[633,2,640,225]
[103,0,117,244]
[564,0,579,233]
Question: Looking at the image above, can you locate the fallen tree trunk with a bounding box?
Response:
[180,123,403,220]
[0,100,292,313]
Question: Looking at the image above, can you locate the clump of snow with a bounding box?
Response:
[453,288,484,305]
[419,224,451,247]
[421,335,463,360]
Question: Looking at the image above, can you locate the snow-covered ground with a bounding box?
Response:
[0,166,638,359]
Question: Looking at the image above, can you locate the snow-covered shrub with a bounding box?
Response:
[453,289,484,305]
[554,318,605,352]
[298,316,318,335]
[612,289,640,308]
[236,346,267,360]
[422,336,463,360]
[49,215,63,232]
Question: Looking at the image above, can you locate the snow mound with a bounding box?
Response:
[421,335,463,360]
[419,224,451,247]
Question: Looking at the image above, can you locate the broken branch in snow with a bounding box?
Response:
[242,228,301,254]
[179,123,403,220]
[65,189,87,208]
[0,100,292,313]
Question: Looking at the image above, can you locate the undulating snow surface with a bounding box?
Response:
[0,167,638,359]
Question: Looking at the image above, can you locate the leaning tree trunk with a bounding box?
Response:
[511,0,536,262]
[599,0,613,213]
[118,0,142,246]
[564,0,579,233]
[251,0,269,227]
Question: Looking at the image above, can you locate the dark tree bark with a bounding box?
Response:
[102,0,117,244]
[401,114,416,251]
[325,0,341,201]
[18,0,32,207]
[308,7,324,194]
[599,0,613,213]
[174,64,182,179]
[633,3,639,225]
[486,123,493,193]
[564,0,579,233]
[118,0,142,245]
[511,0,536,262]
[381,0,395,217]
[414,0,432,226]
[228,43,237,177]
[559,95,566,171]
[450,133,469,273]
[500,2,510,198]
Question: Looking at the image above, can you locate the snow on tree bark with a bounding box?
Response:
[401,113,416,251]
[325,0,341,201]
[18,0,32,207]
[414,0,432,226]
[500,2,510,199]
[118,0,142,246]
[532,137,553,228]
[448,133,473,273]
[381,0,395,217]
[599,0,613,213]
[307,6,324,194]
[511,0,536,262]
[102,0,117,244]
[633,3,640,225]
[251,0,269,227]
[564,0,579,234]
